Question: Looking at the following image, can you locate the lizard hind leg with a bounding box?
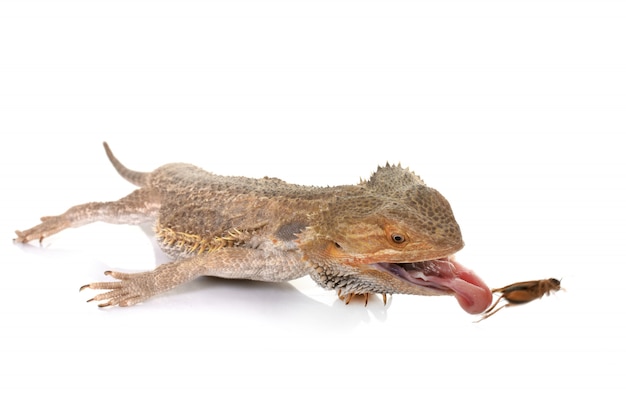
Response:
[15,189,159,244]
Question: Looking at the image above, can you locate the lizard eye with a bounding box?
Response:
[390,233,405,244]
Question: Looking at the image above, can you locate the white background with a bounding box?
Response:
[1,0,624,396]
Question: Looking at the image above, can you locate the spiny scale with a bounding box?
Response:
[156,224,251,256]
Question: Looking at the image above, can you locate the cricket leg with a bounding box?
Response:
[15,189,160,244]
[81,247,307,307]
[475,302,510,323]
[481,294,504,316]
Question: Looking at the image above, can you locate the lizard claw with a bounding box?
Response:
[337,290,390,306]
[15,215,68,244]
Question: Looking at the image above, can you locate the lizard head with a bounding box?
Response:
[298,164,492,314]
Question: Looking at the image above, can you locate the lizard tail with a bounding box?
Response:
[103,142,149,187]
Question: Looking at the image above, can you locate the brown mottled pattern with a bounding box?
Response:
[15,143,465,308]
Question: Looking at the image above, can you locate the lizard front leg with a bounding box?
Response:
[15,189,159,243]
[81,248,307,307]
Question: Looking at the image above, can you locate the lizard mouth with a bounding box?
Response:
[376,257,492,314]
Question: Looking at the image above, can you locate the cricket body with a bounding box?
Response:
[15,142,492,314]
[477,278,561,322]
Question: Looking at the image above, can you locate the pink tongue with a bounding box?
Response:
[431,258,493,314]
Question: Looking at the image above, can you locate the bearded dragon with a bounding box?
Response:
[15,142,492,314]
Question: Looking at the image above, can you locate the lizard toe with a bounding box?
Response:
[81,270,158,307]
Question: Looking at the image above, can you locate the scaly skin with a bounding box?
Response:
[15,142,492,313]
